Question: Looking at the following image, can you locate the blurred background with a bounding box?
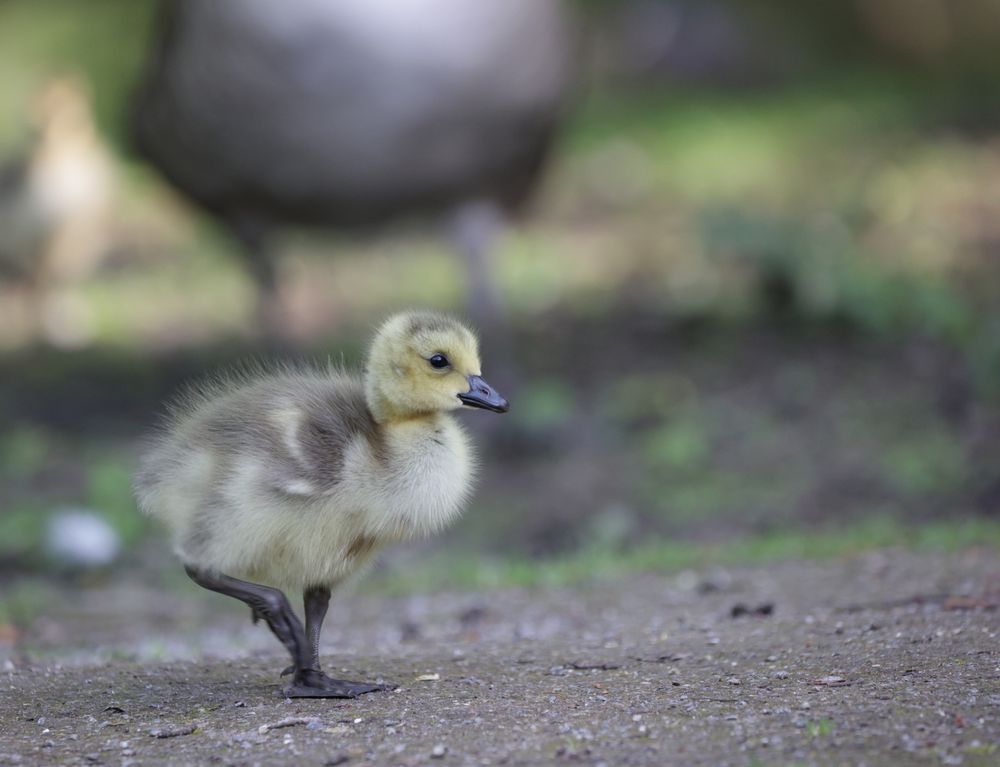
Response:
[2,0,1000,657]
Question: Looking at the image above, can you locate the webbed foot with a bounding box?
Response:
[283,668,395,698]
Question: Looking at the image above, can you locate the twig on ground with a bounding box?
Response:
[257,717,319,735]
[149,724,197,739]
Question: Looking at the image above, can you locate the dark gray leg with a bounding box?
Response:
[450,200,518,413]
[185,566,391,698]
[227,215,288,344]
[450,200,506,334]
[185,565,309,670]
[283,584,330,674]
[303,585,331,671]
[284,585,393,698]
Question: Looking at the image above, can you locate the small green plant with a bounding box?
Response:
[806,719,834,738]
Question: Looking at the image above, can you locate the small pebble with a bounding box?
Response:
[431,744,447,758]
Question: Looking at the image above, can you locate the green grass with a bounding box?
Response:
[369,516,1000,594]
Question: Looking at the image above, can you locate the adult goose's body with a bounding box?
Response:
[131,0,575,335]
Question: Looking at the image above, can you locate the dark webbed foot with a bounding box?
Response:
[283,668,395,699]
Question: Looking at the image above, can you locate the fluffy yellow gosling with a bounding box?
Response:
[134,311,508,697]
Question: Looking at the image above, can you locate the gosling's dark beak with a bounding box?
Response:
[458,375,509,413]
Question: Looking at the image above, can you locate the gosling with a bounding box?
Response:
[134,312,508,698]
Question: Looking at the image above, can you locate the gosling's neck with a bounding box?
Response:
[364,373,451,428]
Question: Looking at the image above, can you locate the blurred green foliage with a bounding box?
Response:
[0,427,147,560]
[84,454,146,543]
[0,0,154,150]
[1,0,999,583]
[512,379,576,431]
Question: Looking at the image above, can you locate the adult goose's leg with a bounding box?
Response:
[450,199,506,337]
[283,585,394,699]
[184,565,309,671]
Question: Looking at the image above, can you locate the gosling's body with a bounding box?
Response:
[134,312,507,697]
[135,369,472,590]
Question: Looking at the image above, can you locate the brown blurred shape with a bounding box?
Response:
[0,76,118,347]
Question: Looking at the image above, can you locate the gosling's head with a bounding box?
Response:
[364,311,509,423]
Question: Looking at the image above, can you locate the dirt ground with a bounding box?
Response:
[1,548,999,767]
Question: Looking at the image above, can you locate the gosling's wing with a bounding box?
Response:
[139,367,378,501]
[263,375,382,498]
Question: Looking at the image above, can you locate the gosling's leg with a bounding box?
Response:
[283,585,395,699]
[303,585,331,671]
[184,565,310,672]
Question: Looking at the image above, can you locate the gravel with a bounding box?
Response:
[1,549,998,766]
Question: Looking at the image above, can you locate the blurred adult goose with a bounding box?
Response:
[134,311,508,697]
[131,0,574,337]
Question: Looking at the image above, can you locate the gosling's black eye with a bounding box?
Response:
[429,354,450,369]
